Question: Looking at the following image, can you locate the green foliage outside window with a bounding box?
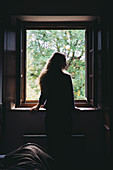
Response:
[26,30,85,100]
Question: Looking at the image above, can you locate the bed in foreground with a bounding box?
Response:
[0,143,54,170]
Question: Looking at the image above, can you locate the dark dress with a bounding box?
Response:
[39,70,75,169]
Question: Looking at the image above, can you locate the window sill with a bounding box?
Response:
[11,107,98,112]
[10,102,98,111]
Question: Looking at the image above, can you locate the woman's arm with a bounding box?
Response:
[30,90,47,111]
[67,75,80,111]
[30,102,41,111]
[67,75,75,110]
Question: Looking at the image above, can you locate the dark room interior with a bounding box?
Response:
[0,0,113,169]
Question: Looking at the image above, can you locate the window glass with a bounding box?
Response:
[26,30,85,100]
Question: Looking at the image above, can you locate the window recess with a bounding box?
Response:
[16,20,99,108]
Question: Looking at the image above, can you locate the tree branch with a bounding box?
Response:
[30,73,39,77]
[66,51,75,70]
[37,40,46,57]
[56,38,60,52]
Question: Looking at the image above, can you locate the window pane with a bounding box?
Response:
[26,30,85,100]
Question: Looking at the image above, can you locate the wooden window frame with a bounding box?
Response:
[16,21,97,108]
[0,22,4,106]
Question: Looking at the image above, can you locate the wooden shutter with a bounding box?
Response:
[101,18,111,160]
[87,20,98,106]
[3,24,16,104]
[97,22,103,109]
[0,21,4,111]
[16,19,25,106]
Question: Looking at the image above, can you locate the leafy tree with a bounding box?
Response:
[26,30,85,100]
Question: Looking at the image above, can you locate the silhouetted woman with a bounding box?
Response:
[30,52,75,169]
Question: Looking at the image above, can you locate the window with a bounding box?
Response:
[26,29,86,101]
[16,20,98,107]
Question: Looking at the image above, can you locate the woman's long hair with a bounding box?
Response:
[38,52,67,91]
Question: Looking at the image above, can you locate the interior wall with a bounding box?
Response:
[0,0,101,15]
[4,109,104,166]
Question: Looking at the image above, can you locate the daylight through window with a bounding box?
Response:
[26,30,85,101]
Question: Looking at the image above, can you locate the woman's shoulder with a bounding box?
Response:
[62,70,72,80]
[62,70,71,76]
